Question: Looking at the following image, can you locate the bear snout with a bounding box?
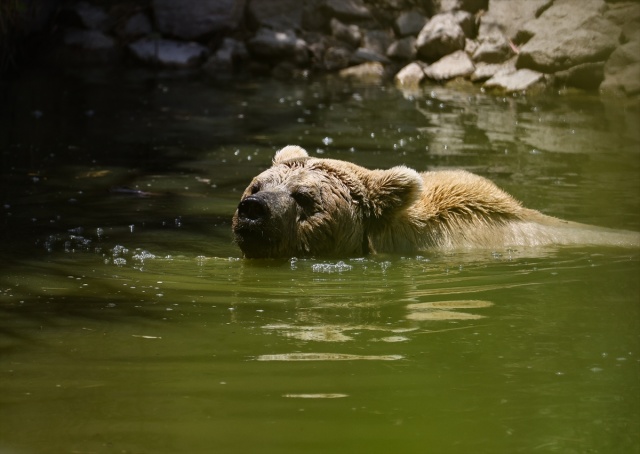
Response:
[237,195,270,222]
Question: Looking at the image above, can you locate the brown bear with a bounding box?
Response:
[232,145,639,258]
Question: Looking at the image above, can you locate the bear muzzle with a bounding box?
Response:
[233,191,296,258]
[237,195,271,222]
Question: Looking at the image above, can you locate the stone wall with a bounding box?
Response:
[34,0,640,100]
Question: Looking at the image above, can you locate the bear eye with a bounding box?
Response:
[249,182,261,194]
[292,190,316,213]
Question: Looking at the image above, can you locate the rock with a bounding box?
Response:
[478,0,552,42]
[395,11,427,37]
[387,37,416,61]
[350,47,390,64]
[451,10,476,38]
[484,68,545,92]
[129,37,209,67]
[516,0,620,73]
[472,32,514,63]
[363,29,394,56]
[416,13,466,62]
[424,50,475,80]
[247,28,308,63]
[554,62,605,90]
[330,18,362,48]
[600,40,640,96]
[395,61,428,88]
[247,0,303,30]
[435,0,488,14]
[470,58,516,82]
[323,0,373,21]
[324,46,352,70]
[604,2,640,42]
[202,38,248,74]
[74,2,109,30]
[117,13,153,40]
[339,61,385,83]
[153,0,245,40]
[64,28,115,50]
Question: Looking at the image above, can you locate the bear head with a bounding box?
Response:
[232,145,423,258]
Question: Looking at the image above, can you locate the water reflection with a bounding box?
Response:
[256,353,404,361]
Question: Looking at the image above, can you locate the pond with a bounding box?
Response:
[1,68,639,454]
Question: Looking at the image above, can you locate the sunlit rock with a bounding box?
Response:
[424,50,475,81]
[484,68,545,93]
[470,58,516,82]
[472,32,514,64]
[416,13,466,63]
[478,0,552,42]
[395,61,428,89]
[600,40,640,98]
[516,0,620,73]
[339,62,385,84]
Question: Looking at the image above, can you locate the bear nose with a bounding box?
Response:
[237,195,270,221]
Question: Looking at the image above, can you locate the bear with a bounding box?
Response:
[232,145,639,258]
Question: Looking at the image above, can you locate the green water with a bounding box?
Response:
[1,69,639,454]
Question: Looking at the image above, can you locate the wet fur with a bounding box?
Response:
[232,146,639,258]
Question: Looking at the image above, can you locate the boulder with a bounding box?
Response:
[478,0,552,42]
[435,0,488,14]
[472,32,514,63]
[330,18,362,48]
[451,10,476,38]
[153,0,245,40]
[470,58,516,82]
[395,61,428,88]
[247,0,303,30]
[324,46,352,70]
[484,68,545,92]
[322,0,373,21]
[387,37,417,61]
[554,62,605,90]
[247,28,308,63]
[129,37,209,67]
[600,40,640,96]
[424,50,475,80]
[394,11,427,37]
[350,47,390,65]
[363,29,394,56]
[202,38,248,73]
[339,61,385,83]
[516,0,620,73]
[74,2,109,30]
[117,13,153,40]
[64,28,115,49]
[416,13,466,62]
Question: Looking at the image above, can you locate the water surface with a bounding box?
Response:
[1,69,639,454]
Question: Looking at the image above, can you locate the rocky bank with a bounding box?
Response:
[12,0,640,101]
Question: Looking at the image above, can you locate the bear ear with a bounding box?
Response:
[363,166,423,218]
[273,145,309,164]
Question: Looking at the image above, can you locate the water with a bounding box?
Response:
[1,69,639,454]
